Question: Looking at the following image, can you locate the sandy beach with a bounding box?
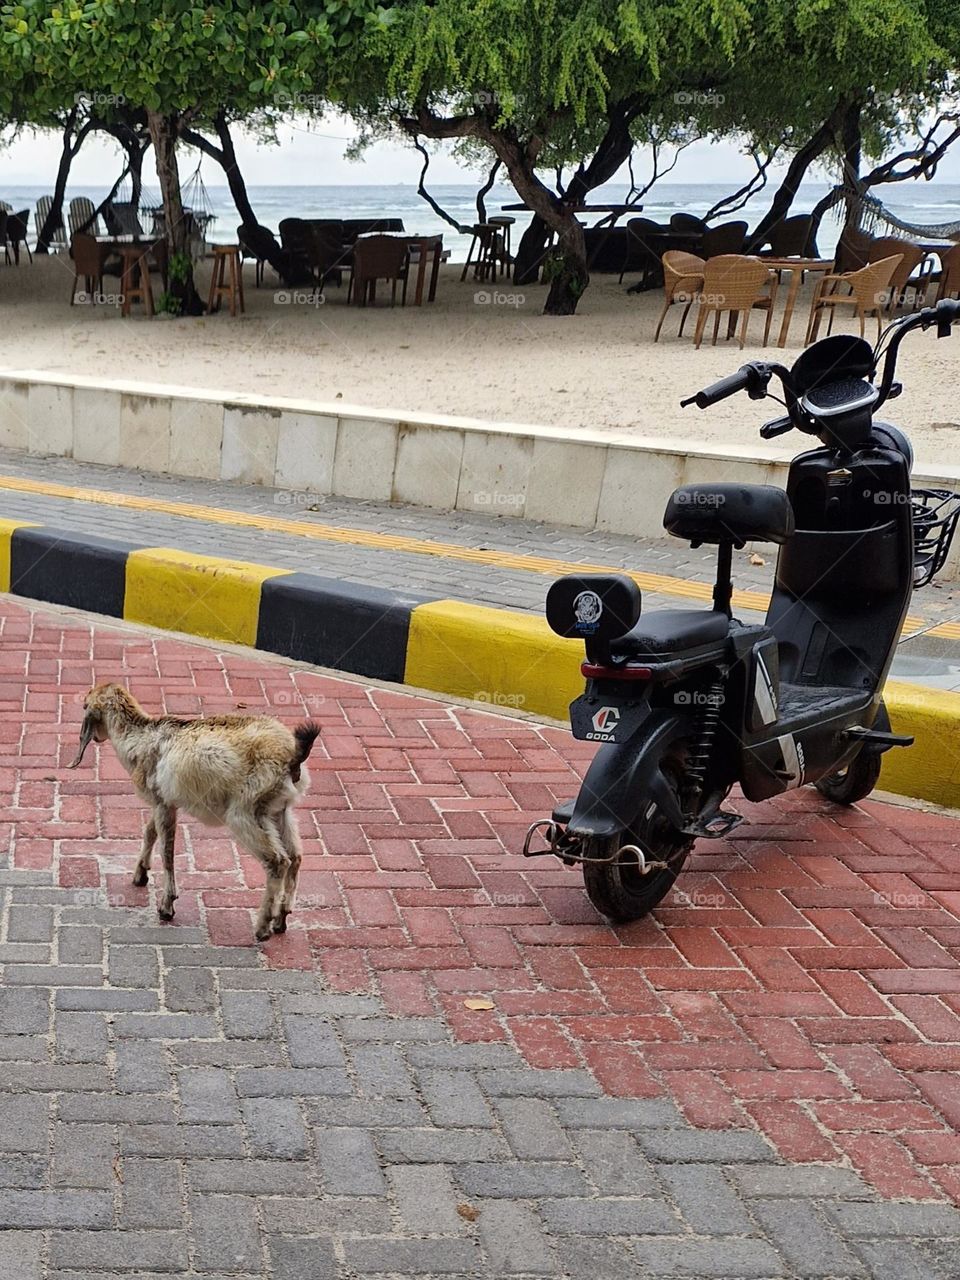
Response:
[1,252,958,468]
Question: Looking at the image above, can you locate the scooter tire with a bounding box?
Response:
[582,834,692,923]
[814,750,882,805]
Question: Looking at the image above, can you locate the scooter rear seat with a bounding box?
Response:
[610,609,729,657]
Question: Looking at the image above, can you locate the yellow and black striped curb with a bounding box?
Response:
[1,517,957,809]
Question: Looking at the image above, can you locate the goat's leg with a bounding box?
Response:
[132,816,158,887]
[229,814,289,941]
[272,807,303,933]
[155,804,179,921]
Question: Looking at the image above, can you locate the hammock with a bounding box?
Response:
[143,163,217,259]
[850,189,960,241]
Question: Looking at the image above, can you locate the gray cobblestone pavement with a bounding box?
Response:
[0,871,958,1280]
[0,446,958,690]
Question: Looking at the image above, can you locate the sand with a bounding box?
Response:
[1,251,958,470]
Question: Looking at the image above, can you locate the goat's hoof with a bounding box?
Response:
[254,923,273,942]
[132,867,149,887]
[157,904,176,921]
[272,913,289,935]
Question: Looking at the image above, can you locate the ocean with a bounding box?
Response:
[4,180,960,263]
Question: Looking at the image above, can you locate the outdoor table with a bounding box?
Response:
[94,236,162,316]
[760,256,835,347]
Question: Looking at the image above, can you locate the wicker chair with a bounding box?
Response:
[701,220,748,259]
[753,214,816,258]
[833,227,875,276]
[933,243,960,302]
[865,236,928,311]
[692,255,779,349]
[654,251,705,341]
[349,234,409,306]
[804,255,903,344]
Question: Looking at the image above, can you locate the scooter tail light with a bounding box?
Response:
[581,662,653,681]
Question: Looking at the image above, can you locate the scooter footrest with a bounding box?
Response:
[682,810,743,839]
[844,727,914,748]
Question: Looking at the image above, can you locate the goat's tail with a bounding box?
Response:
[290,721,321,782]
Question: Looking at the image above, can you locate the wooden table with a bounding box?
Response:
[95,237,162,316]
[501,202,643,226]
[761,256,835,347]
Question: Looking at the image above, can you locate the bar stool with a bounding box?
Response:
[119,246,154,317]
[488,215,515,279]
[460,223,501,284]
[208,244,245,316]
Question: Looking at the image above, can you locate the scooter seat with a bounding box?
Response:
[610,609,729,657]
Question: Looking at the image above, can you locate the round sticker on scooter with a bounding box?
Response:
[573,590,604,634]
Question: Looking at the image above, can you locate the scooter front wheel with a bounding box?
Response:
[582,828,693,922]
[815,750,882,805]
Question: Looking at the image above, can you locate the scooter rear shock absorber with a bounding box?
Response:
[685,679,725,807]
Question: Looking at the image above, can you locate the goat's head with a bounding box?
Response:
[69,683,141,768]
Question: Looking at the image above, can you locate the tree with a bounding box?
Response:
[0,0,382,311]
[335,0,759,314]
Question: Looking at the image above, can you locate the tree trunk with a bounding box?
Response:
[514,216,551,286]
[838,100,863,236]
[213,113,258,227]
[37,109,92,253]
[748,111,841,251]
[147,109,204,315]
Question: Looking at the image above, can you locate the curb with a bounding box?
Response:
[2,517,957,809]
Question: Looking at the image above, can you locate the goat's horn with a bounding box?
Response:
[68,712,97,769]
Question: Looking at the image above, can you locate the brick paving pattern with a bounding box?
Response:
[0,596,958,1277]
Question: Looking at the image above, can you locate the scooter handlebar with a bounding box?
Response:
[681,366,753,409]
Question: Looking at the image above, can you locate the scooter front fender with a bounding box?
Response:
[567,710,693,840]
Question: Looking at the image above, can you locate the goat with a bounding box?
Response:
[69,683,320,940]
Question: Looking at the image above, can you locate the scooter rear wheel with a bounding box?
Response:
[582,827,693,922]
[815,750,882,805]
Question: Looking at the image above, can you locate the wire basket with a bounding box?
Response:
[911,487,960,587]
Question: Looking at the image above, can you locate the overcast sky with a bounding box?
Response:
[4,114,960,190]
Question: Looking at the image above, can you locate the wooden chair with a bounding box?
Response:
[934,243,960,302]
[692,255,779,349]
[69,196,101,240]
[804,255,902,344]
[866,237,928,312]
[654,251,705,341]
[4,210,31,264]
[35,196,67,253]
[69,233,119,304]
[207,245,245,316]
[701,220,748,259]
[349,234,409,306]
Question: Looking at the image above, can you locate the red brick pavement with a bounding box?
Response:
[6,599,960,1204]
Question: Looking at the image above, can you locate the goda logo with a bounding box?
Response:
[587,705,621,741]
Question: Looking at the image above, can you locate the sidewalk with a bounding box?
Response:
[0,594,958,1278]
[0,447,957,690]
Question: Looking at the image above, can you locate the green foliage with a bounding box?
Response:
[167,249,191,285]
[154,289,183,316]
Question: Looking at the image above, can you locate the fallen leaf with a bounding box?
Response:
[236,702,247,708]
[748,553,766,566]
[463,998,495,1011]
[112,1154,124,1183]
[457,1203,479,1221]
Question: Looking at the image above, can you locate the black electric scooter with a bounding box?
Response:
[525,299,960,921]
